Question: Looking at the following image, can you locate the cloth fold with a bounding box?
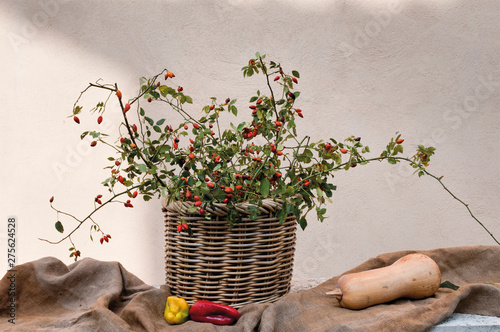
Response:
[1,245,498,331]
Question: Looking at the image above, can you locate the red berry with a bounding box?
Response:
[198,208,205,215]
[325,144,332,151]
[186,190,192,199]
[209,105,215,110]
[132,191,138,198]
[115,160,121,166]
[223,198,229,203]
[274,76,280,81]
[194,195,200,201]
[157,82,161,87]
[90,141,97,147]
[120,137,125,143]
[210,131,215,135]
[207,182,215,188]
[96,194,103,199]
[292,77,298,84]
[96,199,102,205]
[124,103,131,113]
[184,125,188,130]
[97,116,103,124]
[104,235,109,242]
[249,105,257,110]
[147,97,152,102]
[397,138,404,144]
[166,71,175,78]
[256,99,263,105]
[225,187,233,193]
[422,154,427,160]
[193,123,200,129]
[194,200,202,207]
[181,223,189,230]
[275,121,282,127]
[177,86,183,92]
[100,237,104,244]
[340,148,348,154]
[118,176,124,183]
[177,224,182,232]
[355,137,361,141]
[73,116,80,124]
[116,90,122,99]
[132,124,137,132]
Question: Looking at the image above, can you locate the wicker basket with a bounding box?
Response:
[162,198,297,308]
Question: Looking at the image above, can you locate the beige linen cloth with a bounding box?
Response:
[1,245,499,331]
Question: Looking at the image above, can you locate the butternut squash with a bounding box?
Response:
[326,253,441,309]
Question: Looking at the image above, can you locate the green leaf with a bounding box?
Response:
[292,70,300,78]
[304,149,313,158]
[237,122,246,132]
[393,144,403,155]
[144,116,154,126]
[140,108,145,116]
[231,105,238,116]
[153,126,162,133]
[55,221,64,233]
[157,118,165,126]
[159,85,176,97]
[299,217,307,230]
[138,164,147,173]
[260,178,270,197]
[89,131,99,138]
[440,281,459,290]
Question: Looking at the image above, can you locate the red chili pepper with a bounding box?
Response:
[189,300,241,325]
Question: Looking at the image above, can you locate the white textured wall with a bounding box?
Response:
[1,0,499,286]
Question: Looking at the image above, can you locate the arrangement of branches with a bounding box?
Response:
[41,53,499,260]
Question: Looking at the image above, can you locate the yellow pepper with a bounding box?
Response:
[164,296,190,325]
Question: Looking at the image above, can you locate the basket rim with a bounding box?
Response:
[162,196,289,216]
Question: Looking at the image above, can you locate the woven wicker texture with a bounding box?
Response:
[163,198,297,308]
